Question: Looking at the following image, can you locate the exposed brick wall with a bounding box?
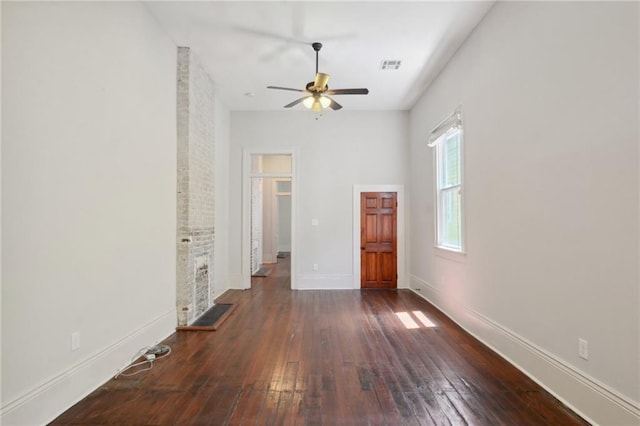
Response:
[176,47,216,326]
[251,178,263,273]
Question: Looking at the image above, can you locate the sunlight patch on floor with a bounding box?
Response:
[395,312,419,329]
[395,311,437,329]
[413,311,436,328]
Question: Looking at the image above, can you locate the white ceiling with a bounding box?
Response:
[145,1,494,111]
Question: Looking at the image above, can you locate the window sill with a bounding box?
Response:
[434,246,466,263]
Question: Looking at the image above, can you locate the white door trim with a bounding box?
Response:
[353,185,405,290]
[242,149,298,289]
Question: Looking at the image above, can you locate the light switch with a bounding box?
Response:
[311,219,319,226]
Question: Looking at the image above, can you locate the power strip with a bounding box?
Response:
[145,344,170,356]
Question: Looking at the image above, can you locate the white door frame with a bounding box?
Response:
[353,185,405,289]
[242,149,298,289]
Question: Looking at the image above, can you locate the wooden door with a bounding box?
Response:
[361,192,397,288]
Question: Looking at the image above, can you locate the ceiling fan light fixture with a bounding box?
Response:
[302,96,315,109]
[303,95,331,111]
[319,96,331,108]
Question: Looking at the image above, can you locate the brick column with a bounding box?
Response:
[176,47,216,326]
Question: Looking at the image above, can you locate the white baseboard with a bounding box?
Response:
[297,274,353,290]
[409,274,640,426]
[213,287,231,302]
[1,308,176,426]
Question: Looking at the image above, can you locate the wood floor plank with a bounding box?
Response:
[50,256,590,425]
[227,388,268,425]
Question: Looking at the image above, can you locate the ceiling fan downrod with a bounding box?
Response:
[312,42,322,74]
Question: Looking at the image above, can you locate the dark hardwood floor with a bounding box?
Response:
[51,257,588,425]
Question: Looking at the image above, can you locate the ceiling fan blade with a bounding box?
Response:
[267,86,306,92]
[284,96,310,108]
[231,25,309,45]
[314,73,330,90]
[327,96,342,110]
[325,88,369,95]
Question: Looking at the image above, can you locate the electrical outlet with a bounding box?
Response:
[578,338,588,360]
[71,332,81,351]
[312,263,319,271]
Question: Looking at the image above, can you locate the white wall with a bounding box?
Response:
[230,111,409,289]
[409,2,639,424]
[1,3,177,424]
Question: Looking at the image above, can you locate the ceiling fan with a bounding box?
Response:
[267,42,369,112]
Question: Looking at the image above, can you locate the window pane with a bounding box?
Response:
[433,116,463,253]
[276,180,291,193]
[440,187,461,249]
[443,132,460,187]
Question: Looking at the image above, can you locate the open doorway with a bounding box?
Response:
[274,179,292,259]
[243,151,296,289]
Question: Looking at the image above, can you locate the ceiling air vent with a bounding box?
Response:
[380,60,402,70]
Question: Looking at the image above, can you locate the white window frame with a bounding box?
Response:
[429,108,465,254]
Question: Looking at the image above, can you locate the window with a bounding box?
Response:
[276,179,291,194]
[429,108,464,252]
